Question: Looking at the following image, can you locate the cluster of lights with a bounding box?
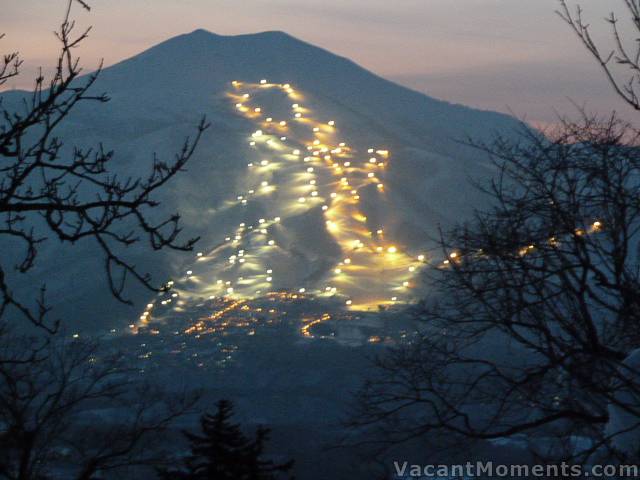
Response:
[136,79,432,331]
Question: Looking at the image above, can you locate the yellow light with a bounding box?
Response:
[409,266,416,272]
[313,139,320,145]
[279,121,287,126]
[387,246,397,254]
[344,258,351,264]
[266,117,273,122]
[313,127,320,132]
[377,183,384,189]
[403,281,410,287]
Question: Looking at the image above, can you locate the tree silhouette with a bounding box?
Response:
[0,0,208,332]
[160,400,294,480]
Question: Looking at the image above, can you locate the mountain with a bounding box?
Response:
[1,29,520,330]
[0,30,527,479]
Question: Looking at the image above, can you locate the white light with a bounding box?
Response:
[260,79,267,84]
[328,120,335,126]
[186,270,193,275]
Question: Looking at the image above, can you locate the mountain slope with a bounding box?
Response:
[1,29,521,330]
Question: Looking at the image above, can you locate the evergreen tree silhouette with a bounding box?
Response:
[160,400,294,479]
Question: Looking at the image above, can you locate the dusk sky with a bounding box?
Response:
[2,0,637,125]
